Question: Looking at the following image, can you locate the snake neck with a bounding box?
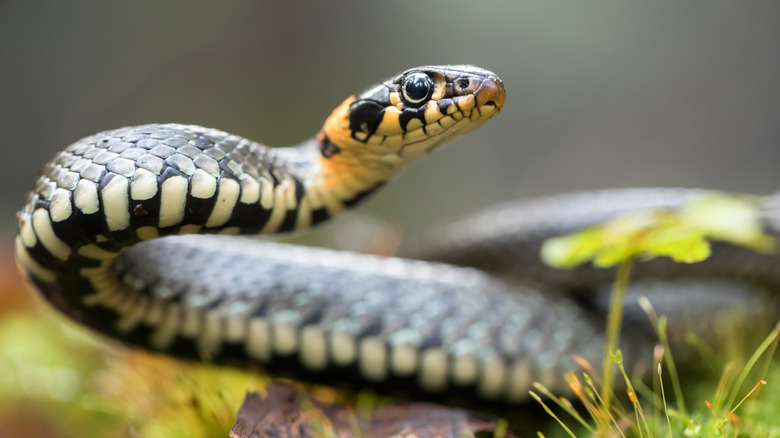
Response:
[274,136,395,222]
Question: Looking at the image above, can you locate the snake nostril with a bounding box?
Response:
[485,100,496,107]
[457,78,470,90]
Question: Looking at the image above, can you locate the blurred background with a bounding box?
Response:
[1,1,779,436]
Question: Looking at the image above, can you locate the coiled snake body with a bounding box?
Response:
[15,65,780,407]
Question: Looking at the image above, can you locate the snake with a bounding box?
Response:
[14,64,780,408]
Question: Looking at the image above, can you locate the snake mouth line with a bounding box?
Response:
[413,104,501,155]
[399,113,472,155]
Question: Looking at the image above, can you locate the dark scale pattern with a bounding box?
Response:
[21,123,317,268]
[116,235,609,395]
[222,138,277,183]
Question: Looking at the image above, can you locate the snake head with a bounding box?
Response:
[318,65,505,171]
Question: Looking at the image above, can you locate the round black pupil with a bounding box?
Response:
[404,75,430,102]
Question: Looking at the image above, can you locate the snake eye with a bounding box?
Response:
[401,72,433,106]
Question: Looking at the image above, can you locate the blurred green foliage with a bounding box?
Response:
[542,192,776,268]
[0,296,266,437]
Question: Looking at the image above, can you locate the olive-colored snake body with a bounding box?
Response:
[15,65,780,407]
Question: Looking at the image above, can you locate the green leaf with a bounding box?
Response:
[680,194,776,253]
[541,228,602,268]
[540,192,776,269]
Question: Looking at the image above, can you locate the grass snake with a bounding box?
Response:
[14,65,780,408]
